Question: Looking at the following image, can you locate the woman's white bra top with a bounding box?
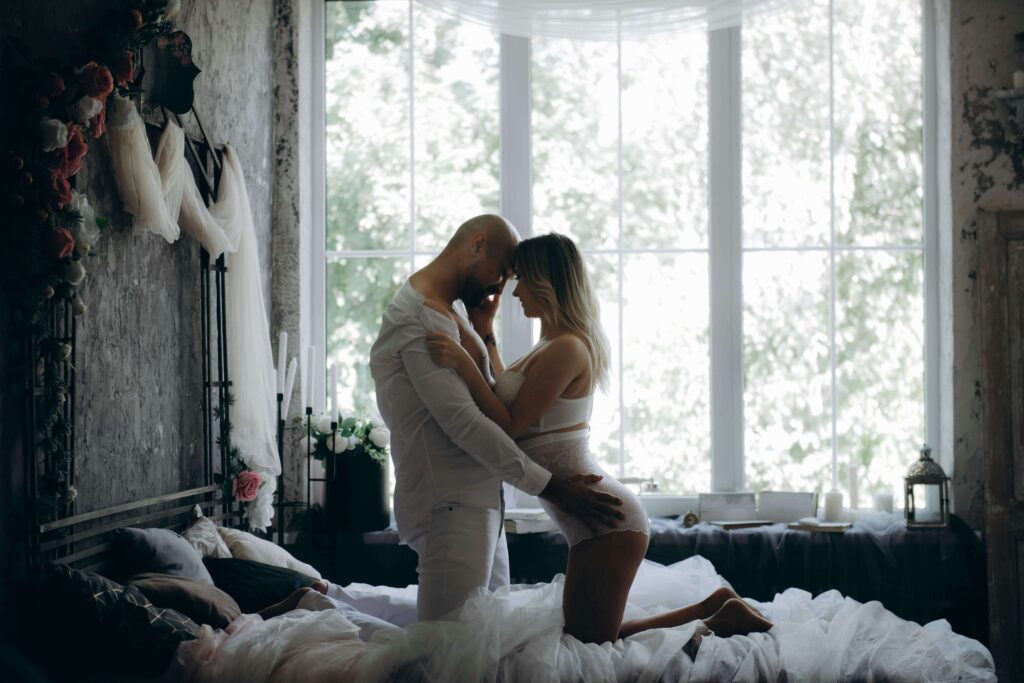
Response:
[493,369,593,436]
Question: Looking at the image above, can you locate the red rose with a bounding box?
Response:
[78,62,114,100]
[91,101,107,139]
[53,125,88,178]
[113,52,133,87]
[47,228,75,259]
[232,471,261,502]
[51,175,71,207]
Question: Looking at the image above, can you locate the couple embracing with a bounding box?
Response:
[369,214,770,648]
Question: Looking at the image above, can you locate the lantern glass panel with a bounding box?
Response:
[911,483,941,524]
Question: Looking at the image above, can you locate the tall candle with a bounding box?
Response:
[873,491,894,513]
[306,345,316,409]
[300,347,309,410]
[823,490,843,522]
[329,363,338,422]
[277,331,287,394]
[848,465,859,511]
[282,357,298,417]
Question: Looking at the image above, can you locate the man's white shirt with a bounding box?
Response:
[369,280,552,539]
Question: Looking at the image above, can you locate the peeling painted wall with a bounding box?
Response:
[0,0,276,514]
[949,0,1024,531]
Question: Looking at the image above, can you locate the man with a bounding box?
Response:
[370,214,624,622]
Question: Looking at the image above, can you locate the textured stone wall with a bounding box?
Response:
[949,0,1024,531]
[0,0,276,514]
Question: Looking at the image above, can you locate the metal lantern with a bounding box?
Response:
[904,444,950,528]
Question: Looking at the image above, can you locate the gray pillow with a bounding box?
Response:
[112,527,214,585]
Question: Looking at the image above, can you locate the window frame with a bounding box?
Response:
[311,0,943,494]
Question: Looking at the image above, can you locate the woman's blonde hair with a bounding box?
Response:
[514,233,610,391]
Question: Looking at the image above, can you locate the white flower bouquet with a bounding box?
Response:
[301,412,389,466]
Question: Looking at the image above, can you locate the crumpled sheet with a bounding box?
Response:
[169,556,994,683]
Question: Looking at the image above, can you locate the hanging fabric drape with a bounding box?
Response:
[413,0,797,41]
[107,96,280,531]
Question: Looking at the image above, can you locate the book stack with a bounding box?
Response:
[504,508,558,534]
[786,517,852,533]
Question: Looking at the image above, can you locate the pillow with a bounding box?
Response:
[182,511,232,559]
[126,572,241,628]
[30,564,198,679]
[217,527,321,579]
[203,557,317,614]
[112,527,214,585]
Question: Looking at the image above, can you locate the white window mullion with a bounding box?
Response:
[310,0,327,413]
[708,26,744,493]
[499,33,534,362]
[828,0,838,492]
[616,32,626,479]
[408,0,417,272]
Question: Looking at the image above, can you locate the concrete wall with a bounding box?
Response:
[949,0,1024,532]
[0,0,276,514]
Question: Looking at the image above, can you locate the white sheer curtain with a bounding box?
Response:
[413,0,796,41]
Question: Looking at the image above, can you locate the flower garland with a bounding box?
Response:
[1,1,179,521]
[299,412,390,465]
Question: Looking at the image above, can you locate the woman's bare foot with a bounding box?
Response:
[699,586,741,619]
[257,586,314,619]
[310,579,329,594]
[704,598,774,638]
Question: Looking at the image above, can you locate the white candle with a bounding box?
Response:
[277,331,287,394]
[824,490,843,522]
[306,345,316,409]
[1014,70,1024,89]
[848,465,859,511]
[329,363,338,422]
[873,491,894,513]
[282,357,298,417]
[300,347,309,410]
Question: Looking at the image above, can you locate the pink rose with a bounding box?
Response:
[91,101,107,139]
[113,52,134,87]
[77,62,114,100]
[53,125,88,178]
[47,228,75,260]
[51,175,71,207]
[232,470,261,502]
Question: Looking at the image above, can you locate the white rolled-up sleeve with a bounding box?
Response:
[397,327,551,497]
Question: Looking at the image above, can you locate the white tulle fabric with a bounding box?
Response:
[106,97,181,243]
[106,99,279,530]
[414,0,799,41]
[170,556,995,682]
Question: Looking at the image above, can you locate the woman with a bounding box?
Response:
[426,232,772,646]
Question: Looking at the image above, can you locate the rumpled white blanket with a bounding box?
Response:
[169,556,995,682]
[107,98,280,530]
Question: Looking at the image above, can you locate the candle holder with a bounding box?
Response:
[275,392,284,545]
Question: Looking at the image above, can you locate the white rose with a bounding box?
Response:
[298,435,316,454]
[163,0,182,19]
[328,434,347,454]
[317,414,334,434]
[346,436,358,451]
[38,117,68,152]
[369,427,390,448]
[68,191,100,250]
[71,96,103,125]
[72,295,87,316]
[63,260,86,285]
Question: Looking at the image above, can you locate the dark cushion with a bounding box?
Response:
[126,572,242,628]
[111,527,214,585]
[203,557,316,613]
[28,564,198,679]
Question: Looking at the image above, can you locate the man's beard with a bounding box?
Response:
[459,275,488,308]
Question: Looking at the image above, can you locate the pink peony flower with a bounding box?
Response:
[91,101,107,138]
[51,175,71,207]
[53,125,88,178]
[113,52,133,87]
[232,470,261,502]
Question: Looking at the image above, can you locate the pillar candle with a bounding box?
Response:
[824,490,843,522]
[329,363,338,422]
[873,491,894,513]
[277,331,287,394]
[306,345,316,409]
[848,464,859,511]
[1014,70,1024,89]
[282,357,298,417]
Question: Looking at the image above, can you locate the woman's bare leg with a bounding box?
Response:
[703,598,773,637]
[257,580,329,620]
[562,530,649,644]
[618,586,740,639]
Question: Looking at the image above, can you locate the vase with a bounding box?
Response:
[324,447,389,532]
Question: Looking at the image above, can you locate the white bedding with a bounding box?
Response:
[169,556,994,682]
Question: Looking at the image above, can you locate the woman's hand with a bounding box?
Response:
[426,332,475,375]
[467,283,504,336]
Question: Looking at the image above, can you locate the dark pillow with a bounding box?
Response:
[203,557,316,613]
[28,564,198,679]
[111,527,214,585]
[126,572,242,628]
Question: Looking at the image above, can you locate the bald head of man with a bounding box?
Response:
[443,214,521,307]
